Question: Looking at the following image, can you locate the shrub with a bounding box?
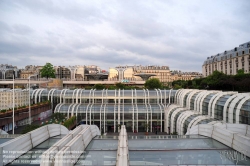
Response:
[52,112,65,121]
[63,116,76,129]
[42,100,50,104]
[93,84,105,90]
[0,109,7,113]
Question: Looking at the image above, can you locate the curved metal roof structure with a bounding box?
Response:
[25,88,250,136]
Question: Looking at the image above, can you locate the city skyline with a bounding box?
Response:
[0,0,250,72]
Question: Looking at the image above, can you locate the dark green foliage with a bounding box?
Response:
[20,113,71,134]
[114,84,143,90]
[0,109,7,113]
[40,62,56,79]
[90,83,144,90]
[172,80,188,89]
[174,84,182,89]
[172,70,250,92]
[93,84,105,90]
[84,86,93,90]
[162,85,170,89]
[63,116,76,129]
[1,102,50,114]
[21,124,40,134]
[52,112,65,121]
[203,70,227,90]
[106,85,116,90]
[144,78,163,89]
[115,83,126,89]
[18,105,27,109]
[237,69,244,75]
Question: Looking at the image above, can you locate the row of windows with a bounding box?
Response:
[205,49,250,63]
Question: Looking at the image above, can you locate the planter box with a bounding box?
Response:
[67,121,76,130]
[0,104,51,127]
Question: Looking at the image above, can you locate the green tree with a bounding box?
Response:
[172,80,186,88]
[192,78,204,89]
[169,70,250,91]
[107,85,116,90]
[174,84,182,89]
[204,70,227,90]
[144,78,163,89]
[84,86,93,90]
[115,82,126,89]
[40,63,55,79]
[237,69,244,75]
[93,84,105,90]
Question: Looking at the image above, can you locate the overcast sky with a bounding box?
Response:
[0,0,249,72]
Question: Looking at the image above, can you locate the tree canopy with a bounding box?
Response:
[237,69,244,75]
[40,63,56,79]
[115,82,126,89]
[202,70,227,90]
[172,70,250,92]
[93,84,105,90]
[92,83,142,90]
[144,78,163,89]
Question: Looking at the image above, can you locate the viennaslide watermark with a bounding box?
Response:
[220,150,248,165]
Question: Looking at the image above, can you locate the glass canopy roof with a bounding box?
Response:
[7,135,66,166]
[75,136,118,166]
[3,134,250,165]
[128,135,250,165]
[0,138,13,145]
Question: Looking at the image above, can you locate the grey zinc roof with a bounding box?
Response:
[203,41,250,65]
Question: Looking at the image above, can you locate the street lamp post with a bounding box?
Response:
[29,74,31,125]
[12,75,15,134]
[28,74,38,125]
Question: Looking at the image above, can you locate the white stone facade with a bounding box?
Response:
[202,41,250,76]
[0,89,29,110]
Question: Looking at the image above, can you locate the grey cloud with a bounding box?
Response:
[0,21,34,36]
[12,24,34,35]
[115,17,172,39]
[7,0,105,25]
[0,0,250,72]
[0,21,12,33]
[0,39,54,55]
